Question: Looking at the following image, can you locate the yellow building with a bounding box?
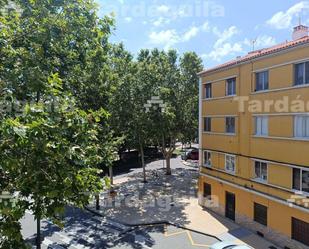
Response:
[198,25,309,249]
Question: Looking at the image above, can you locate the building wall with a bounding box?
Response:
[199,44,309,248]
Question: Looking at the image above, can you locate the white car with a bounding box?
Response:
[210,241,253,249]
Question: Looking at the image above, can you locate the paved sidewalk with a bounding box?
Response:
[89,163,281,249]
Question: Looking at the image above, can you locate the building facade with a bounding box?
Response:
[198,25,309,249]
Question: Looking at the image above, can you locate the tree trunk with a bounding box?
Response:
[165,156,172,175]
[140,143,147,183]
[36,215,41,249]
[109,166,113,186]
[95,195,100,210]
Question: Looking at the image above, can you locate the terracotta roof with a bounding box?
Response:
[198,35,309,76]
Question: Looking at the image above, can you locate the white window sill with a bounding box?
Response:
[203,132,236,136]
[250,83,309,95]
[252,135,309,141]
[252,178,268,184]
[202,95,237,101]
[291,189,309,197]
[225,169,236,175]
[202,164,212,169]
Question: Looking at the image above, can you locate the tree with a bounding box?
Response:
[0,0,117,246]
[0,0,114,109]
[0,75,113,248]
[179,52,203,146]
[142,49,203,175]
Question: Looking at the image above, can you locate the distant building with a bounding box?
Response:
[198,24,309,248]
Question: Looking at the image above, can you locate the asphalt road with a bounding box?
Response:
[21,207,219,249]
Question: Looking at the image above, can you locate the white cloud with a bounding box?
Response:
[201,25,242,61]
[149,29,179,49]
[152,17,170,27]
[203,43,243,61]
[124,17,132,23]
[201,21,210,32]
[157,5,170,14]
[213,26,239,48]
[244,35,277,49]
[267,1,309,29]
[183,26,199,41]
[149,25,203,49]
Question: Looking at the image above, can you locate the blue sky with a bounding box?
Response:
[97,0,309,69]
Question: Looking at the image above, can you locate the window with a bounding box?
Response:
[203,183,211,198]
[225,155,236,173]
[255,116,268,136]
[255,71,269,91]
[292,217,309,246]
[204,117,211,132]
[254,203,268,226]
[205,83,212,99]
[295,62,309,86]
[293,168,309,193]
[254,161,268,181]
[203,151,211,167]
[225,117,235,134]
[294,116,309,138]
[226,78,236,96]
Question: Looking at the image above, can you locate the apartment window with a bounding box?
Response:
[203,183,212,198]
[292,217,309,246]
[254,203,268,226]
[254,161,268,182]
[205,83,212,99]
[294,115,309,138]
[226,78,236,96]
[225,155,235,173]
[293,168,309,193]
[255,116,268,136]
[255,71,269,91]
[225,117,235,134]
[203,151,211,167]
[295,61,309,86]
[204,117,211,132]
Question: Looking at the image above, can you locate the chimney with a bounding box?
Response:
[292,24,308,40]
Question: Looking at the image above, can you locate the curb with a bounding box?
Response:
[85,206,221,242]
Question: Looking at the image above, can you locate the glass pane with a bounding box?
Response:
[256,73,263,91]
[306,62,309,84]
[295,63,304,85]
[293,168,301,190]
[302,170,309,193]
[306,117,309,137]
[294,116,303,137]
[262,117,268,136]
[261,163,268,180]
[255,162,260,178]
[264,71,269,90]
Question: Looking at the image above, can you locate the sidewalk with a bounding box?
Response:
[88,167,281,249]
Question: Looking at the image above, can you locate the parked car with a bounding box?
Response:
[181,148,199,161]
[210,242,252,249]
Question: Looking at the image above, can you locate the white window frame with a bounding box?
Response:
[205,83,212,99]
[255,71,269,91]
[226,78,236,96]
[203,150,211,168]
[293,168,309,194]
[254,161,268,182]
[255,116,268,136]
[294,115,309,139]
[225,154,236,174]
[225,117,236,134]
[294,61,309,86]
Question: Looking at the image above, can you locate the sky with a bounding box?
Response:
[96,0,309,69]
